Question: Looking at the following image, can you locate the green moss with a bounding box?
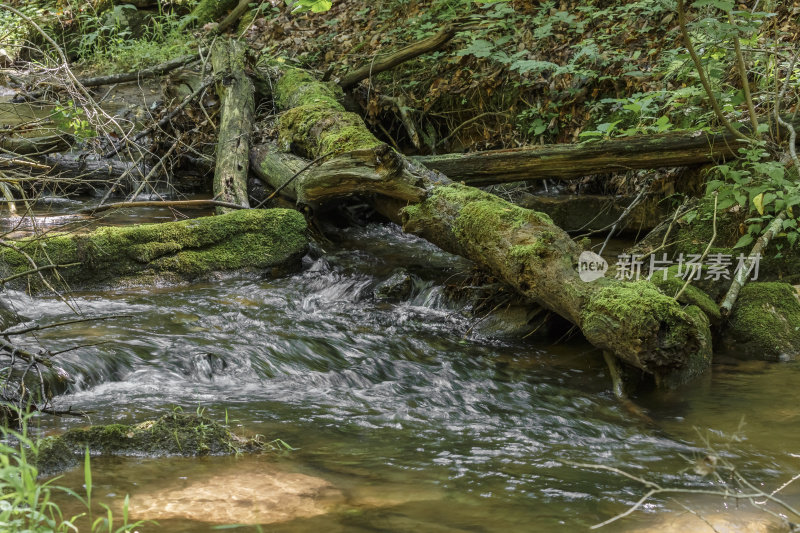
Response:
[724,282,800,360]
[35,413,268,475]
[509,242,549,262]
[674,199,800,284]
[0,209,308,292]
[278,104,381,158]
[650,265,721,324]
[581,280,711,384]
[181,0,238,28]
[275,69,344,110]
[428,184,553,242]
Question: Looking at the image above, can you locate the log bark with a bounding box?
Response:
[254,67,714,387]
[413,131,750,186]
[338,25,459,90]
[77,51,201,88]
[0,134,73,155]
[0,151,149,195]
[211,40,254,214]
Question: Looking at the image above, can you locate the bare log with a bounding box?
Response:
[0,134,73,155]
[338,25,459,90]
[77,51,202,88]
[254,68,714,387]
[81,199,248,216]
[413,132,750,186]
[0,151,148,194]
[211,40,254,214]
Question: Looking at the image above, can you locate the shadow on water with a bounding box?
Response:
[10,222,799,531]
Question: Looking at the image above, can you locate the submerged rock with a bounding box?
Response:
[36,413,267,476]
[128,467,343,525]
[0,209,308,292]
[373,269,417,301]
[722,282,800,361]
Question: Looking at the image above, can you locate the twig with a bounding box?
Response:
[1,315,132,336]
[676,0,750,142]
[729,12,761,139]
[719,211,786,316]
[0,263,80,286]
[674,192,717,301]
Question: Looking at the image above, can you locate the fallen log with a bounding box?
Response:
[80,199,248,216]
[211,40,254,214]
[338,25,459,90]
[413,131,750,186]
[0,209,307,292]
[77,51,202,88]
[0,151,148,195]
[0,134,73,155]
[253,68,713,387]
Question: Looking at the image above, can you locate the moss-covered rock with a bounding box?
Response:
[721,282,800,361]
[35,413,267,476]
[0,209,308,292]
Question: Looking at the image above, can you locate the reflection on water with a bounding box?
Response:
[8,222,798,532]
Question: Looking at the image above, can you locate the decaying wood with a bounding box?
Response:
[720,212,787,317]
[0,134,73,155]
[214,0,252,34]
[77,51,202,89]
[252,67,714,387]
[81,199,247,216]
[210,40,254,213]
[0,151,148,194]
[250,143,428,207]
[338,25,459,90]
[413,131,750,186]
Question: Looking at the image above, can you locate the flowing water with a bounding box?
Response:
[5,209,800,532]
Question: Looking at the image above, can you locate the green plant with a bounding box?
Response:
[677,0,800,252]
[53,100,95,141]
[63,0,196,72]
[0,407,148,532]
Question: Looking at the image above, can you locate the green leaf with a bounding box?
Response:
[733,233,754,249]
[293,0,333,12]
[458,39,496,58]
[509,59,560,74]
[753,192,765,215]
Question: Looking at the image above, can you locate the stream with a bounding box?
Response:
[4,204,800,532]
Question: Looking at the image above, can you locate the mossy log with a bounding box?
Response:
[0,209,307,292]
[211,40,254,214]
[254,67,713,387]
[35,413,267,475]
